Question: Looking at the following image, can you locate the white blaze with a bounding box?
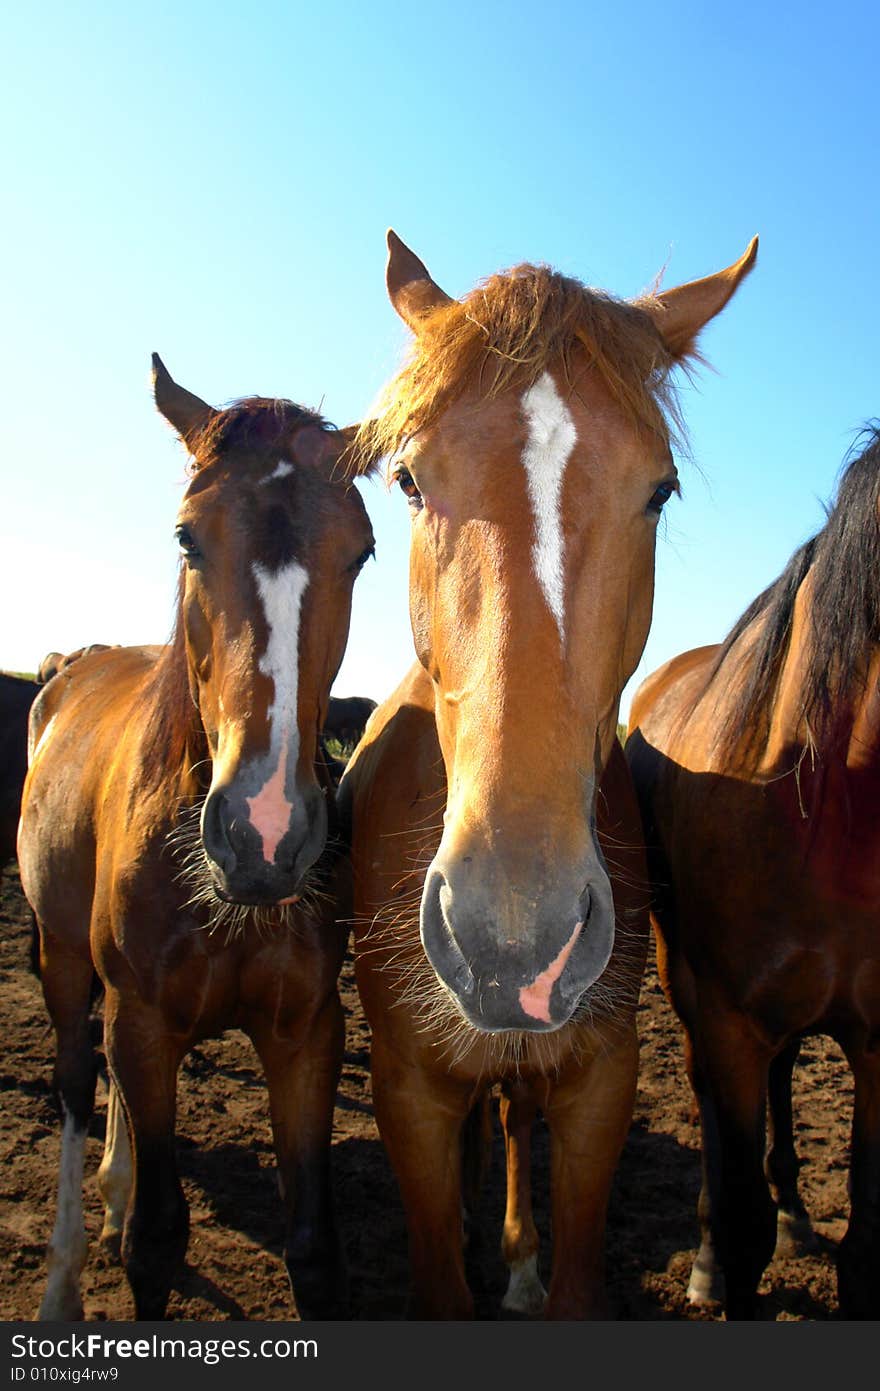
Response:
[246,560,309,861]
[521,372,576,642]
[262,458,294,484]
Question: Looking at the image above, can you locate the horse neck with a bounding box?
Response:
[138,634,209,803]
[759,568,880,774]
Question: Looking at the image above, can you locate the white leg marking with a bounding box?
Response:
[521,371,577,642]
[502,1253,548,1316]
[97,1082,132,1251]
[39,1106,88,1321]
[246,560,309,861]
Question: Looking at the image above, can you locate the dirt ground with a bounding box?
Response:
[0,860,854,1323]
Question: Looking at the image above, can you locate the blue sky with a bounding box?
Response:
[3,1,878,720]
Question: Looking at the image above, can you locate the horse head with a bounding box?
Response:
[154,355,375,906]
[361,231,756,1032]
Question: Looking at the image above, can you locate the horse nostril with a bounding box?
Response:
[420,869,475,996]
[202,791,235,873]
[578,885,593,926]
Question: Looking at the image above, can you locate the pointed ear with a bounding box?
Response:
[300,421,384,483]
[151,353,217,446]
[334,420,384,479]
[642,236,759,360]
[386,229,453,331]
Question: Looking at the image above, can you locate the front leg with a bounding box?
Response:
[696,999,776,1320]
[370,1038,474,1319]
[541,1023,639,1319]
[103,990,188,1320]
[247,992,348,1319]
[97,1080,132,1259]
[499,1079,546,1316]
[765,1037,816,1255]
[837,1045,880,1318]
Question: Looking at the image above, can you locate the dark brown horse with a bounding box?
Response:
[626,425,880,1319]
[340,230,757,1317]
[18,355,374,1321]
[322,694,377,750]
[0,671,40,872]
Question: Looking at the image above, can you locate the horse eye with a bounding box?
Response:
[392,466,423,510]
[647,481,676,515]
[349,543,376,574]
[175,525,201,559]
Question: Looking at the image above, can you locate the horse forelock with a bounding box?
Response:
[352,264,686,476]
[189,397,332,475]
[700,423,880,765]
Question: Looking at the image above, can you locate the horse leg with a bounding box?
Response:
[370,1038,474,1319]
[498,1079,546,1316]
[461,1090,492,1259]
[247,995,348,1319]
[697,1003,776,1319]
[96,1080,132,1259]
[104,992,188,1319]
[540,1024,639,1319]
[836,1047,880,1318]
[37,933,98,1321]
[653,928,726,1303]
[683,1032,725,1306]
[765,1036,817,1256]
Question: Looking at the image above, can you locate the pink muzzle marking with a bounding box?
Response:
[245,741,293,864]
[518,921,583,1022]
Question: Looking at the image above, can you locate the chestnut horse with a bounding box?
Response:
[340,230,757,1317]
[626,425,880,1319]
[17,356,375,1321]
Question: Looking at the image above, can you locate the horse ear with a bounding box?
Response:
[151,353,217,446]
[386,229,453,331]
[334,421,385,479]
[642,236,759,360]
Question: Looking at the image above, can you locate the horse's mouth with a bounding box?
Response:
[210,880,301,908]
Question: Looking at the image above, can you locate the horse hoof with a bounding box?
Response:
[99,1226,123,1262]
[501,1256,547,1317]
[687,1258,724,1306]
[775,1209,818,1257]
[38,1287,84,1322]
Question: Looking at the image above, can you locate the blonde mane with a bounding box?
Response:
[353,262,687,474]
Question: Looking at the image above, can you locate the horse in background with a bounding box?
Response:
[340,229,757,1317]
[0,672,40,873]
[626,425,880,1319]
[37,646,114,685]
[322,694,377,750]
[18,355,374,1320]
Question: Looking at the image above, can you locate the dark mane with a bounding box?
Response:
[353,263,686,473]
[706,423,880,762]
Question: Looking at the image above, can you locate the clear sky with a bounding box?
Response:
[3,1,878,721]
